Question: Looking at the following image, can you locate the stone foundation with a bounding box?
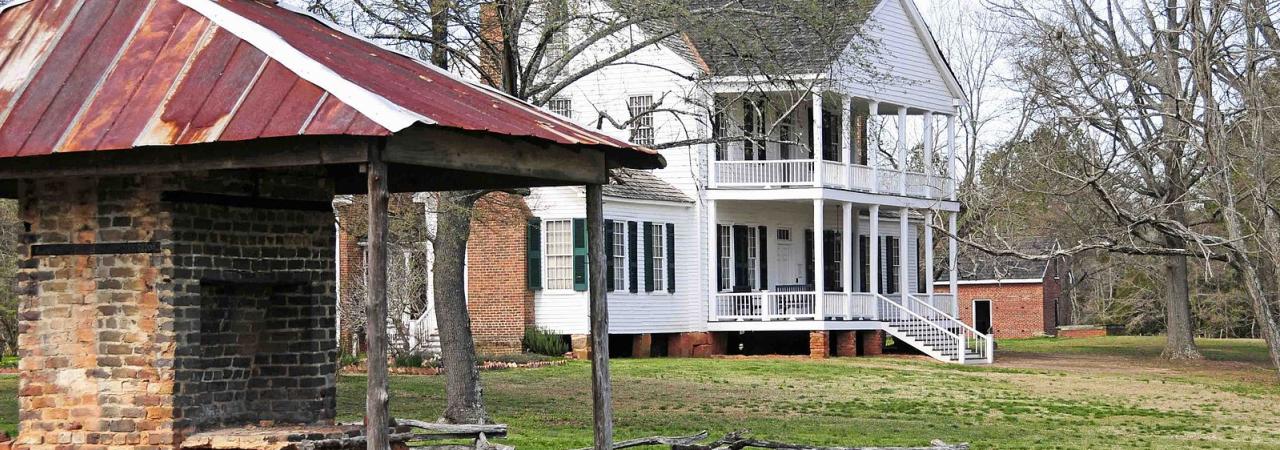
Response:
[16,170,337,449]
[570,334,591,359]
[669,332,725,357]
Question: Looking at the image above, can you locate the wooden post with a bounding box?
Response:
[366,139,390,450]
[586,184,613,450]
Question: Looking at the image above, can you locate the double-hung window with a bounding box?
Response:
[628,95,654,146]
[548,97,573,119]
[544,219,573,290]
[745,226,758,289]
[718,225,732,291]
[612,221,627,291]
[650,223,666,290]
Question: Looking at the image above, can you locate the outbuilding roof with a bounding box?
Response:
[604,168,692,204]
[943,238,1060,283]
[0,0,660,167]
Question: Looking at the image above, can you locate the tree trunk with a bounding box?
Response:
[1160,220,1201,360]
[433,191,489,424]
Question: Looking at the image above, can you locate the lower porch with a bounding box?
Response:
[710,291,958,323]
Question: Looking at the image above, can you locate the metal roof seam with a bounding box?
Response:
[0,0,83,138]
[177,0,431,132]
[52,0,159,153]
[208,54,270,141]
[132,18,216,148]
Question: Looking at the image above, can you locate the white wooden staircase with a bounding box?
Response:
[876,293,993,364]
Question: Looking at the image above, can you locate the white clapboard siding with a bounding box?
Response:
[528,187,702,335]
[832,0,959,112]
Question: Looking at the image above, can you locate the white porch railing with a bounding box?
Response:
[903,294,994,363]
[713,291,883,321]
[714,160,814,186]
[713,160,951,198]
[930,293,957,317]
[821,161,847,187]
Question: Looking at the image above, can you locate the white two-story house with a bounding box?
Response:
[508,0,992,364]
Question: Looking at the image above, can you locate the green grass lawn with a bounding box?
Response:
[1,336,1277,449]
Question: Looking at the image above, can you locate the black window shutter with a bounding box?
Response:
[628,221,638,293]
[605,219,615,292]
[572,218,587,292]
[666,223,675,293]
[526,218,542,290]
[885,236,897,294]
[643,221,654,292]
[716,225,725,292]
[758,226,768,290]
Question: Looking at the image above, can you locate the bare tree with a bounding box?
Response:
[310,0,882,423]
[0,200,18,355]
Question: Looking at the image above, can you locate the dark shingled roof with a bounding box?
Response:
[604,169,693,203]
[609,0,876,76]
[944,238,1059,283]
[682,0,876,76]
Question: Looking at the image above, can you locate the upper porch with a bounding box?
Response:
[707,90,958,202]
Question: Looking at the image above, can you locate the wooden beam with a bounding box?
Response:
[383,125,608,185]
[365,138,391,450]
[330,164,591,195]
[0,135,369,180]
[586,183,613,450]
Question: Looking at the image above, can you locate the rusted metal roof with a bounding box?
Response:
[0,0,660,166]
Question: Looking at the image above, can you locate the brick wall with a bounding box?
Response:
[16,169,336,449]
[465,192,534,355]
[939,282,1046,338]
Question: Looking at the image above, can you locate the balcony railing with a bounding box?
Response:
[711,291,949,322]
[713,159,954,199]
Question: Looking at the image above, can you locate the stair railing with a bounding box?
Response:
[875,293,963,363]
[903,294,994,363]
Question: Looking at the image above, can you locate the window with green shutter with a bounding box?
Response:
[526,218,542,290]
[572,218,587,291]
[643,221,654,292]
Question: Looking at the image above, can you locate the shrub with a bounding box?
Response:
[339,354,362,368]
[523,327,568,356]
[394,354,425,368]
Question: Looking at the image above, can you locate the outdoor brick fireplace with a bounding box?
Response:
[15,169,338,449]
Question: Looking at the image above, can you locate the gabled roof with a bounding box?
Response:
[603,168,692,203]
[680,0,876,76]
[943,238,1059,283]
[0,0,659,166]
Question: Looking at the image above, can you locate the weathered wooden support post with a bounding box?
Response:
[366,139,391,450]
[586,183,613,450]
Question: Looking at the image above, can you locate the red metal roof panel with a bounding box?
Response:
[0,0,659,167]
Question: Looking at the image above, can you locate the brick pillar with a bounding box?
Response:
[833,331,856,357]
[669,332,722,358]
[632,334,652,358]
[570,334,591,359]
[858,330,884,356]
[809,331,830,359]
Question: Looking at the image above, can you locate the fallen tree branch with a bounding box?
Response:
[587,431,968,450]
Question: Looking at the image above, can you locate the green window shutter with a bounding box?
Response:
[526,218,542,290]
[643,221,654,292]
[628,221,639,293]
[573,218,588,292]
[605,219,615,292]
[666,223,675,293]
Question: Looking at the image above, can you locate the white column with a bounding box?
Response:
[707,199,718,321]
[868,100,880,193]
[812,92,824,187]
[813,199,825,320]
[922,111,934,198]
[840,96,852,189]
[947,112,958,200]
[869,205,879,296]
[948,210,958,299]
[924,211,934,305]
[897,106,908,196]
[899,207,909,297]
[841,202,853,319]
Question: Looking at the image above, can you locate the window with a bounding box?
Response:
[718,225,732,291]
[650,223,666,290]
[544,220,573,290]
[776,228,792,242]
[885,236,899,294]
[548,97,572,118]
[745,226,758,289]
[612,221,626,291]
[628,95,654,145]
[742,98,764,160]
[779,113,794,159]
[713,99,726,161]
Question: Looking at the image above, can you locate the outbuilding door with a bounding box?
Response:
[973,299,993,335]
